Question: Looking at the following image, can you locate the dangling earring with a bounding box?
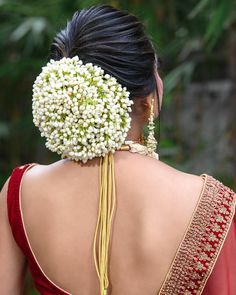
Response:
[140,133,145,145]
[146,97,158,154]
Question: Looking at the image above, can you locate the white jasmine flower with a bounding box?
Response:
[32,56,133,163]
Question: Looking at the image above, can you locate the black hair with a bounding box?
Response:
[49,4,159,100]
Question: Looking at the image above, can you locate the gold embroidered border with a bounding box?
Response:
[158,175,236,295]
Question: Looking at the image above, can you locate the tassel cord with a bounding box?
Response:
[93,153,116,295]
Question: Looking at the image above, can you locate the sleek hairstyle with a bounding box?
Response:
[49,4,159,101]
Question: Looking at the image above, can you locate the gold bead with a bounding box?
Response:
[118,145,130,151]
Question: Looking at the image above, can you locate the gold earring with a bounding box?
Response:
[146,97,157,154]
[140,133,145,145]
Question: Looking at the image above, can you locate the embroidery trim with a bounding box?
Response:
[158,174,236,295]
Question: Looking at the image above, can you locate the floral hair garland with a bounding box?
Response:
[32,56,133,163]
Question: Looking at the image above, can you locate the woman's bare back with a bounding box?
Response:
[21,151,204,295]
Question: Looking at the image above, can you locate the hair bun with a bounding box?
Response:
[32,56,133,163]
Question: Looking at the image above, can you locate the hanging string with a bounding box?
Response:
[93,152,116,295]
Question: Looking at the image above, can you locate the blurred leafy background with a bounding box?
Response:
[0,0,235,293]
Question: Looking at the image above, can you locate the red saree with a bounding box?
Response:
[202,210,236,294]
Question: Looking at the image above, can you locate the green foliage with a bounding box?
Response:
[188,0,235,51]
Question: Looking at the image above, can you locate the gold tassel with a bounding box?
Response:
[93,152,116,295]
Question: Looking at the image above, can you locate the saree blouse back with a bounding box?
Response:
[7,163,236,295]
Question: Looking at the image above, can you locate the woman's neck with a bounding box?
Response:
[125,127,144,144]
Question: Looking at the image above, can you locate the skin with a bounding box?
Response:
[0,70,204,294]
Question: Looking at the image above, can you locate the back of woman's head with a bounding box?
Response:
[49,4,158,100]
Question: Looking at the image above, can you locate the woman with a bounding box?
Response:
[0,4,235,295]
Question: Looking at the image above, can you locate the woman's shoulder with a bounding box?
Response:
[15,159,77,179]
[115,151,203,189]
[2,161,66,196]
[119,150,236,189]
[115,151,236,210]
[14,158,100,196]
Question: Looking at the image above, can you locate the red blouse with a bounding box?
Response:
[7,163,236,295]
[7,163,70,295]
